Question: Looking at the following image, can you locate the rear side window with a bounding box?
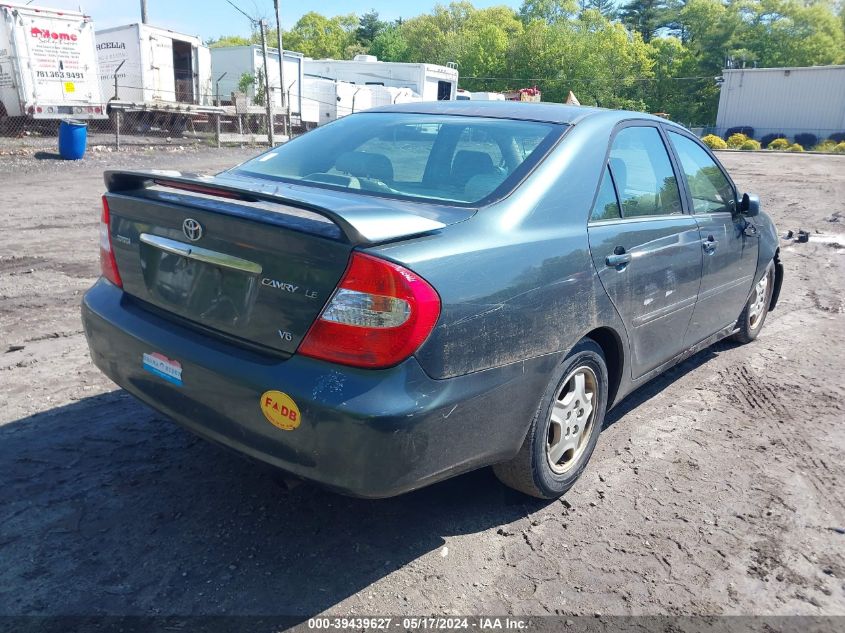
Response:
[668,131,736,214]
[590,169,621,222]
[609,126,682,218]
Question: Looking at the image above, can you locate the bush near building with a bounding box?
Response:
[760,133,787,148]
[813,140,839,152]
[767,138,790,150]
[786,143,805,152]
[740,139,762,151]
[702,134,728,150]
[726,133,749,149]
[794,133,818,148]
[834,142,845,154]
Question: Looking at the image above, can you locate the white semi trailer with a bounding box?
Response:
[96,23,213,107]
[300,77,421,127]
[0,2,107,124]
[209,45,304,123]
[304,55,458,102]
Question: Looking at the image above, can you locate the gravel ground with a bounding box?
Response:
[0,147,843,620]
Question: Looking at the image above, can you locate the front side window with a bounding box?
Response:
[609,126,682,218]
[232,113,564,206]
[669,131,736,215]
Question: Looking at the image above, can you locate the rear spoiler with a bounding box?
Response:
[104,170,451,246]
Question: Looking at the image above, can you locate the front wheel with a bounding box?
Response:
[493,339,608,499]
[732,262,775,344]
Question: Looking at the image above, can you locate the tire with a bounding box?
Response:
[732,261,775,344]
[493,339,609,499]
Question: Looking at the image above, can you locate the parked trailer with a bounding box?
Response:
[210,45,304,122]
[303,55,457,102]
[456,90,506,101]
[300,76,421,127]
[96,23,217,132]
[0,2,107,124]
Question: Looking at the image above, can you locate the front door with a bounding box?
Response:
[666,131,758,345]
[588,125,703,379]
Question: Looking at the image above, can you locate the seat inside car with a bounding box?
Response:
[335,151,395,184]
[451,150,498,189]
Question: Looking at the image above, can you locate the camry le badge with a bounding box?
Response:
[182,218,203,242]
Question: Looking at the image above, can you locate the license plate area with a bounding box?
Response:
[140,242,261,329]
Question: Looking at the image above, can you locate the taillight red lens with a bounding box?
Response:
[298,252,440,369]
[99,196,122,288]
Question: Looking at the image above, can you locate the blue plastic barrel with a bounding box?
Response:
[58,119,87,160]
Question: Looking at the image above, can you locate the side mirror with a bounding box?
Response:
[740,193,760,217]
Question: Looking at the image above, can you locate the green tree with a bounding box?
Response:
[284,12,359,59]
[370,24,409,61]
[518,0,578,24]
[620,0,671,42]
[206,34,255,48]
[356,10,386,46]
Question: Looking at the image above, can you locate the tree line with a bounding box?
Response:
[207,0,845,126]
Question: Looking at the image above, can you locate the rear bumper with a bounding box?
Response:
[81,280,556,497]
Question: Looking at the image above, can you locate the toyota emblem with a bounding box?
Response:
[182,218,203,242]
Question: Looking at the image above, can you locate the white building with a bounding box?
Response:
[716,65,845,140]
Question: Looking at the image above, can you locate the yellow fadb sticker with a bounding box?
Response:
[64,82,76,93]
[260,391,301,431]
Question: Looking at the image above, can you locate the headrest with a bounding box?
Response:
[335,151,394,182]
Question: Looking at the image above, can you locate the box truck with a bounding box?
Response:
[96,23,212,107]
[210,45,304,121]
[303,55,458,102]
[0,2,107,124]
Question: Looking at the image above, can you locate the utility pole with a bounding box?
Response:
[258,19,275,146]
[140,0,148,24]
[273,0,289,138]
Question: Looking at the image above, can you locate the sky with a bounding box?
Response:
[34,0,526,40]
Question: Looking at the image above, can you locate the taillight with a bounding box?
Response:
[299,252,440,369]
[99,196,122,288]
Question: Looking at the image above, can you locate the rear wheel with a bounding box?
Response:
[732,262,774,344]
[493,339,608,499]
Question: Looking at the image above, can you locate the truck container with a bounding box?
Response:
[209,45,304,122]
[96,23,212,106]
[304,55,457,102]
[0,2,107,123]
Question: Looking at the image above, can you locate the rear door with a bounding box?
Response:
[666,130,757,346]
[587,123,703,379]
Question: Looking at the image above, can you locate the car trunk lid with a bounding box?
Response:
[103,170,473,356]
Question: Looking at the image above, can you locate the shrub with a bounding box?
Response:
[794,133,817,148]
[740,139,761,151]
[767,138,790,151]
[725,126,754,139]
[829,132,845,143]
[701,134,727,150]
[760,133,787,147]
[813,140,838,153]
[726,133,749,149]
[786,143,804,152]
[834,142,845,154]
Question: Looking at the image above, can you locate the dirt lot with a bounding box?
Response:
[0,147,843,621]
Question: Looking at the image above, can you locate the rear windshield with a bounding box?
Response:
[231,113,564,206]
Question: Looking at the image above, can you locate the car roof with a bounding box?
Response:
[366,100,674,127]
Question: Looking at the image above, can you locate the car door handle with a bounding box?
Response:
[606,253,632,267]
[702,236,718,254]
